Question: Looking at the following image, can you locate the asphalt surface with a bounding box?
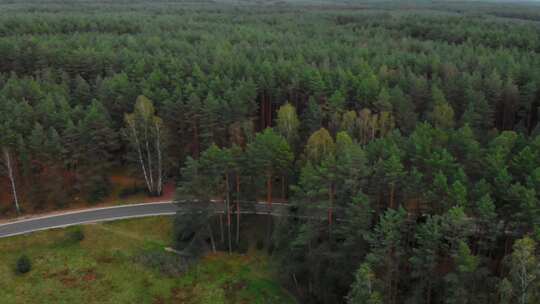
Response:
[0,201,291,239]
[0,202,180,238]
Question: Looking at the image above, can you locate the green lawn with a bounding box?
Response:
[0,217,296,304]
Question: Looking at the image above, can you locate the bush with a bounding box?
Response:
[119,184,146,199]
[134,250,187,277]
[16,255,31,274]
[66,227,85,243]
[236,238,249,254]
[87,177,111,203]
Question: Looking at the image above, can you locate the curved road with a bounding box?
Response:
[0,202,180,238]
[0,201,292,239]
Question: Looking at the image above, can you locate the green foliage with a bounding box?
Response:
[276,103,300,147]
[124,95,167,196]
[444,241,479,304]
[500,237,540,304]
[347,263,382,304]
[66,226,85,243]
[245,128,293,202]
[2,1,540,303]
[173,207,214,258]
[305,128,335,164]
[1,217,294,304]
[134,249,186,277]
[16,254,31,274]
[86,176,111,203]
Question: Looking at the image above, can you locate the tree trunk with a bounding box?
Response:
[427,280,432,304]
[236,173,241,245]
[219,214,224,243]
[527,109,533,133]
[3,148,20,215]
[129,124,152,193]
[266,172,273,246]
[328,183,333,230]
[260,94,265,130]
[207,224,216,253]
[371,119,376,141]
[268,98,272,127]
[390,183,395,209]
[267,173,273,207]
[193,120,200,157]
[144,124,154,194]
[155,121,163,196]
[226,174,232,254]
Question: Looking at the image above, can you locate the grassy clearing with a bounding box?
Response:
[0,217,295,304]
[170,253,295,304]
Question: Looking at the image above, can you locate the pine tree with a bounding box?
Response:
[347,262,383,304]
[246,128,293,206]
[390,86,416,134]
[366,207,408,304]
[78,100,117,201]
[409,215,443,304]
[375,87,392,113]
[430,100,455,130]
[301,97,323,138]
[444,241,479,304]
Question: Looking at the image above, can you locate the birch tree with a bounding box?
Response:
[500,236,540,304]
[124,95,166,196]
[276,103,300,148]
[1,146,21,215]
[0,116,21,215]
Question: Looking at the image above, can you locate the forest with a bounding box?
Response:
[1,0,540,303]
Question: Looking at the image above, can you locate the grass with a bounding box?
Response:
[171,253,295,304]
[0,217,296,304]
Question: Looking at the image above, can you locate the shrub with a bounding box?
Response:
[134,250,187,277]
[119,184,146,199]
[67,227,85,243]
[16,255,31,274]
[236,238,249,254]
[87,177,111,203]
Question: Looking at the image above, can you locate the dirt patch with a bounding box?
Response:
[169,287,196,303]
[96,254,115,264]
[44,268,70,280]
[61,275,78,287]
[81,269,97,282]
[44,267,98,287]
[225,280,247,301]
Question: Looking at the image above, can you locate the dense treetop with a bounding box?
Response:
[1,0,540,303]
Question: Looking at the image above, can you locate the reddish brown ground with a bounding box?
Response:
[0,171,175,221]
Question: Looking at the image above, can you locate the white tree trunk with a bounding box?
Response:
[129,124,152,193]
[3,148,20,215]
[143,124,154,194]
[519,261,528,304]
[155,121,163,196]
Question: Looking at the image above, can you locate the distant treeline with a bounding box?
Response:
[1,1,540,303]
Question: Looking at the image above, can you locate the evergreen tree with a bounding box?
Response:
[246,128,293,206]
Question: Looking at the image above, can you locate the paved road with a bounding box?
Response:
[0,202,180,238]
[0,201,293,239]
